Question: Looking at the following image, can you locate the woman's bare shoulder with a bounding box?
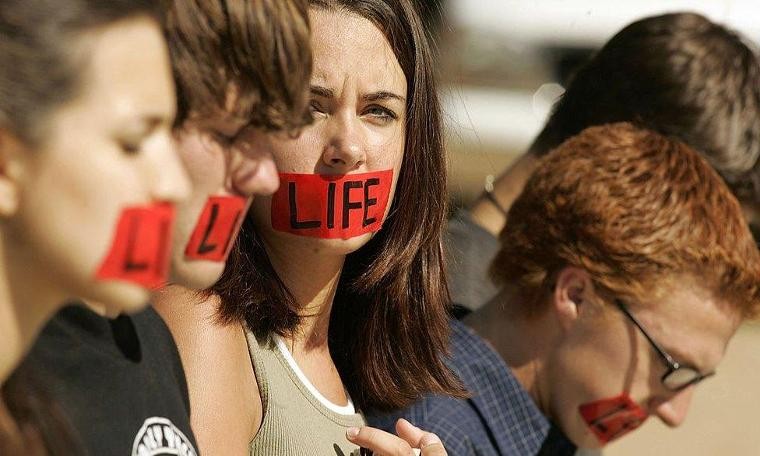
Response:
[152,286,263,456]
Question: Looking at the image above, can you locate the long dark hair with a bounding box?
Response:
[2,365,81,456]
[1,0,162,453]
[213,0,465,411]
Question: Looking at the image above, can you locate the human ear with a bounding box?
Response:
[552,266,594,332]
[0,128,25,217]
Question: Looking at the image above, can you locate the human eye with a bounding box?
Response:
[116,133,146,156]
[118,140,141,155]
[210,130,237,146]
[309,99,327,119]
[364,105,398,123]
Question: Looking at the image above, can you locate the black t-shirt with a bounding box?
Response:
[19,304,199,456]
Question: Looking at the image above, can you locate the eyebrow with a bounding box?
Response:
[310,85,334,98]
[363,91,406,103]
[310,85,406,103]
[144,116,164,132]
[206,117,252,139]
[124,116,163,137]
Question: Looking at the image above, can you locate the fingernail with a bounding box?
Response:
[346,427,359,439]
[399,418,417,429]
[419,433,442,448]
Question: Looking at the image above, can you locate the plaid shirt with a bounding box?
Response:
[366,320,576,456]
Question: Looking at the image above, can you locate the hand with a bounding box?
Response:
[346,418,446,456]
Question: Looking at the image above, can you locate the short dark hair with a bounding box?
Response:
[493,123,760,317]
[163,0,313,132]
[532,13,760,199]
[213,0,465,412]
[0,0,160,144]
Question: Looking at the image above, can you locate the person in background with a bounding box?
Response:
[0,0,190,453]
[369,123,760,454]
[447,12,760,312]
[18,1,311,455]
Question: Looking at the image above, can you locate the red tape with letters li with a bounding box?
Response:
[96,203,175,289]
[184,195,247,262]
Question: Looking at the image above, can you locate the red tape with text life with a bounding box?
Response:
[271,170,393,239]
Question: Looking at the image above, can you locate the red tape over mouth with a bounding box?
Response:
[184,195,247,262]
[95,203,175,289]
[578,393,648,444]
[271,170,393,239]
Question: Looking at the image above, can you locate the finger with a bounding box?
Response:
[395,419,446,456]
[347,426,415,456]
[395,419,424,445]
[419,433,446,456]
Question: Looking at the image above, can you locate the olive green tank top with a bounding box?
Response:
[246,329,366,456]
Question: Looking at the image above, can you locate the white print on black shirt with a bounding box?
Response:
[131,417,198,456]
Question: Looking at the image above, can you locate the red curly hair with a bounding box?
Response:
[491,122,760,317]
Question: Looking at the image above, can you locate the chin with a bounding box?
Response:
[319,235,372,255]
[565,422,612,450]
[88,282,152,316]
[169,256,225,291]
[554,413,604,451]
[278,231,374,257]
[576,435,605,450]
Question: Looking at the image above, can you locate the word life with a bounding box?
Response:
[271,170,393,239]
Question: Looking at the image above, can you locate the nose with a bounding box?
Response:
[652,387,695,427]
[227,141,279,197]
[149,131,191,203]
[322,117,366,173]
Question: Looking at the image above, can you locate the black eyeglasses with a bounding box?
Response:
[614,299,715,392]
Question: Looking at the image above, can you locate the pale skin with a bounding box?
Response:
[469,147,760,240]
[464,267,741,448]
[469,151,538,236]
[0,16,186,382]
[167,99,281,290]
[155,8,448,456]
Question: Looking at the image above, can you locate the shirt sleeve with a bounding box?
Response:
[445,208,500,313]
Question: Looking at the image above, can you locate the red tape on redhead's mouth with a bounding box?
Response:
[578,393,648,445]
[184,195,247,262]
[271,170,393,239]
[95,203,175,289]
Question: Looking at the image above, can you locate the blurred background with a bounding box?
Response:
[424,1,760,454]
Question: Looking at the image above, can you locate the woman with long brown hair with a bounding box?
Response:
[0,0,188,452]
[157,0,462,454]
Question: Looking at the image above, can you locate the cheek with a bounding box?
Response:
[550,331,626,404]
[269,131,324,174]
[366,132,404,200]
[549,327,654,436]
[367,126,405,169]
[177,134,227,192]
[15,148,149,288]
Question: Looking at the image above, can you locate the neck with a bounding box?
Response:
[264,236,345,352]
[0,231,65,382]
[464,286,553,416]
[152,283,216,322]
